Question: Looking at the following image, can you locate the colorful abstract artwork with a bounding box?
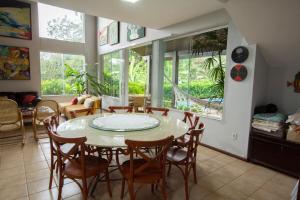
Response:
[0,1,32,40]
[127,24,145,41]
[0,45,30,80]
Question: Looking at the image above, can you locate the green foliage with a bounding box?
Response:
[64,64,86,95]
[41,79,72,95]
[128,82,145,94]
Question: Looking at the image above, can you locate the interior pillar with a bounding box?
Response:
[151,40,165,107]
[120,49,129,106]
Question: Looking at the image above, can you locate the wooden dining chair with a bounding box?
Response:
[167,125,205,200]
[145,106,169,116]
[43,115,61,189]
[69,107,94,119]
[116,136,174,200]
[182,111,200,131]
[108,106,133,113]
[47,127,112,200]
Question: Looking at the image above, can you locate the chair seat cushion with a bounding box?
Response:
[65,155,109,178]
[167,147,189,162]
[121,159,162,183]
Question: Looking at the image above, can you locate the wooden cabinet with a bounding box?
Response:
[248,128,300,177]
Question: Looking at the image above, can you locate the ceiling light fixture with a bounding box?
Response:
[122,0,140,3]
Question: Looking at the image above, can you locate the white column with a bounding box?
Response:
[120,49,129,106]
[151,40,165,107]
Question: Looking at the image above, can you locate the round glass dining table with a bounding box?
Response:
[57,113,189,148]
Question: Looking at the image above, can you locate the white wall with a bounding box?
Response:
[267,67,300,115]
[0,1,98,100]
[251,47,269,111]
[98,18,171,55]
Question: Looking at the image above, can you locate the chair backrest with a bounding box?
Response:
[108,106,133,113]
[34,100,59,121]
[182,111,200,131]
[186,124,205,161]
[125,136,174,181]
[145,106,169,116]
[0,99,20,124]
[45,120,87,176]
[69,108,93,119]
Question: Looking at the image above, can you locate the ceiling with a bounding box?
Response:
[29,0,300,68]
[29,0,224,29]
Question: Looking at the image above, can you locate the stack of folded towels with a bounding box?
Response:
[252,113,286,132]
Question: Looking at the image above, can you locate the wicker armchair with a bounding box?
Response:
[33,100,59,140]
[0,99,25,144]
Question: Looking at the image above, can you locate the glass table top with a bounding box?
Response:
[57,113,188,147]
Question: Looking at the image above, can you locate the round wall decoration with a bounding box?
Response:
[231,46,249,63]
[230,64,247,81]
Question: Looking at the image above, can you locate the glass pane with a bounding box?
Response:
[38,3,84,43]
[40,52,64,95]
[102,51,121,97]
[163,58,173,108]
[128,50,150,95]
[40,52,85,95]
[63,54,85,95]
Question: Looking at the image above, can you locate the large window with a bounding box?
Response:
[38,3,84,43]
[163,28,228,118]
[40,52,85,95]
[128,47,151,96]
[103,51,122,97]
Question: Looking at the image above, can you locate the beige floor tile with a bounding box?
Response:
[0,183,28,200]
[270,173,297,189]
[28,177,55,195]
[203,192,229,200]
[250,188,290,200]
[0,157,24,169]
[261,180,293,199]
[29,187,58,200]
[226,159,254,173]
[198,174,227,191]
[0,165,25,178]
[213,154,237,165]
[197,159,226,176]
[26,168,50,183]
[207,165,246,184]
[0,173,27,189]
[61,182,81,199]
[227,176,261,196]
[215,185,248,200]
[25,160,49,173]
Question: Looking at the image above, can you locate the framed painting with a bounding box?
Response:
[0,0,32,40]
[127,24,145,41]
[0,45,30,80]
[98,26,108,46]
[108,21,120,45]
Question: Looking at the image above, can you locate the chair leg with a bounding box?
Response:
[121,178,125,199]
[128,182,135,200]
[21,125,25,144]
[160,179,168,200]
[49,156,54,189]
[58,173,64,200]
[82,178,88,200]
[32,122,37,141]
[192,163,197,184]
[105,169,112,197]
[184,166,189,200]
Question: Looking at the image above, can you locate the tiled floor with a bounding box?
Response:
[0,126,297,200]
